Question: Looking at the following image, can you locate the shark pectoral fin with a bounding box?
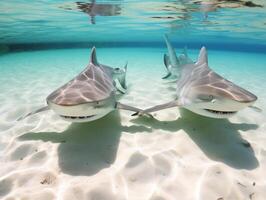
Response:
[114,79,126,94]
[131,112,153,118]
[116,102,142,112]
[142,100,179,113]
[116,102,153,117]
[17,106,50,121]
[249,105,262,113]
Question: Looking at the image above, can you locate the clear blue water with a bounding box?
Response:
[1,0,266,48]
[1,1,266,199]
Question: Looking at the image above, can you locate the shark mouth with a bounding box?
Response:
[204,109,237,115]
[60,115,96,119]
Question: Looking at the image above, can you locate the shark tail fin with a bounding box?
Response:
[163,54,172,79]
[114,79,126,94]
[17,106,50,121]
[164,54,170,70]
[116,62,128,93]
[121,62,128,89]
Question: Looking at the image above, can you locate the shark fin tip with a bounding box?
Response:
[90,47,98,65]
[131,112,139,116]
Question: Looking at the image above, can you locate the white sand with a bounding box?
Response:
[1,48,266,200]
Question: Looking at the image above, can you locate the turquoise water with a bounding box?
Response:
[1,1,266,199]
[1,0,266,46]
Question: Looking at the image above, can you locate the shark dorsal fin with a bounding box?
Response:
[196,46,208,66]
[90,46,99,65]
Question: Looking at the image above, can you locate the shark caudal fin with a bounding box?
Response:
[120,62,128,89]
[163,54,171,70]
[162,54,172,79]
[113,62,128,94]
[114,79,126,94]
[17,106,50,121]
[163,34,191,79]
[163,34,179,68]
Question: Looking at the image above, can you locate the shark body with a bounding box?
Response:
[142,35,258,118]
[18,47,141,122]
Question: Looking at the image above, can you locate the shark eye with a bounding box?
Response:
[198,94,214,101]
[115,68,120,71]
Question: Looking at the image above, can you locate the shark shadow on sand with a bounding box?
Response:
[19,111,151,176]
[132,109,259,170]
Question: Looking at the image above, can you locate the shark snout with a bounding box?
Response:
[227,84,257,104]
[210,80,257,105]
[235,94,257,104]
[192,81,257,116]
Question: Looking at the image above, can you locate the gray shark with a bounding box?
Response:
[140,38,258,119]
[162,34,193,79]
[18,47,141,122]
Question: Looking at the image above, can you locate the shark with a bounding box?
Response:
[138,36,258,119]
[162,34,193,79]
[18,47,142,122]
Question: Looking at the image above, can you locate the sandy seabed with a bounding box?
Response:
[0,48,266,200]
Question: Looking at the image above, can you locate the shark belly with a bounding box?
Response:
[47,96,116,122]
